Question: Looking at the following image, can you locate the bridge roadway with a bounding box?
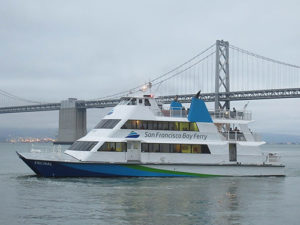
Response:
[1,88,300,114]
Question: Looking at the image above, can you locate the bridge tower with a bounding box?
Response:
[55,98,87,144]
[215,40,230,111]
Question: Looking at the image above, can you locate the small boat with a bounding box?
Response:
[17,93,285,177]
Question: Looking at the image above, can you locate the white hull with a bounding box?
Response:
[18,152,284,177]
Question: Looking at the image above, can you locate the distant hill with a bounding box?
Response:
[261,133,300,144]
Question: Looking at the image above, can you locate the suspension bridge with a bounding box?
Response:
[1,40,299,143]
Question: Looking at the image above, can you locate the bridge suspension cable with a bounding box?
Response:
[230,45,300,69]
[229,44,300,92]
[152,51,215,88]
[93,43,216,100]
[150,43,216,83]
[95,41,300,101]
[0,89,45,107]
[2,40,300,108]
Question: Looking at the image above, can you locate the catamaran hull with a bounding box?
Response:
[18,152,284,177]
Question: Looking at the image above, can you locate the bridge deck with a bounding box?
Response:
[0,88,300,114]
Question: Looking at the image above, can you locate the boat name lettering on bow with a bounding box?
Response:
[144,132,207,140]
[34,161,52,166]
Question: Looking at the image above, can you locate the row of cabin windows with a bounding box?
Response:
[97,142,210,154]
[69,141,98,151]
[98,142,127,152]
[119,98,151,106]
[94,119,121,129]
[141,143,210,154]
[122,120,199,131]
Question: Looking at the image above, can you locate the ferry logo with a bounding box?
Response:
[107,109,114,115]
[126,131,140,138]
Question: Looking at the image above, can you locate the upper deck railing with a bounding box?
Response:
[212,110,252,121]
[156,108,252,121]
[220,131,261,142]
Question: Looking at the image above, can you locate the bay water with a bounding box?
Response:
[0,143,300,225]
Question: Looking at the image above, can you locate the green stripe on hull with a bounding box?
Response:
[124,165,220,177]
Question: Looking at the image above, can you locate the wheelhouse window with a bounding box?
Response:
[121,120,199,131]
[69,141,98,151]
[144,99,151,106]
[95,119,121,129]
[120,97,147,106]
[119,98,131,105]
[129,98,137,105]
[98,142,127,152]
[141,143,210,154]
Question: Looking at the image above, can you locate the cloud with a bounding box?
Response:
[0,0,299,133]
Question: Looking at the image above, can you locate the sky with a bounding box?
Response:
[0,0,300,135]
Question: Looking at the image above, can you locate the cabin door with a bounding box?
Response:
[126,141,141,162]
[229,143,237,162]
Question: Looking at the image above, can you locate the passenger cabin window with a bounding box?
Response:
[95,119,121,129]
[121,120,199,132]
[180,122,189,131]
[169,122,176,130]
[96,142,210,154]
[141,120,148,129]
[128,98,137,105]
[190,123,198,131]
[119,98,131,105]
[158,121,168,130]
[120,98,150,106]
[144,99,151,106]
[69,141,98,151]
[98,142,127,152]
[141,143,210,154]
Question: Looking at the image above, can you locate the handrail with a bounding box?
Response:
[156,108,252,121]
[210,110,252,120]
[221,131,246,141]
[221,131,261,142]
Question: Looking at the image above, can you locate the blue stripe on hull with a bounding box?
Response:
[19,156,187,177]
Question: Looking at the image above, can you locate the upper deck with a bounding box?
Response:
[118,96,252,122]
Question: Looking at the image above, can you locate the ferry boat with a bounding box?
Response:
[17,93,285,177]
